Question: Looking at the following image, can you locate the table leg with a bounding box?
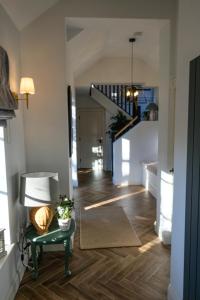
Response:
[39,245,43,261]
[69,235,73,257]
[31,243,38,280]
[64,238,71,277]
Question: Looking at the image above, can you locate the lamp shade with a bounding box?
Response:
[20,77,35,95]
[20,172,59,207]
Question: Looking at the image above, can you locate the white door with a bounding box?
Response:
[77,109,104,169]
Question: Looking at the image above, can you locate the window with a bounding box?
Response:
[0,127,10,245]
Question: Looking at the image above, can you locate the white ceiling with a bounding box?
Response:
[66,18,167,75]
[0,0,59,30]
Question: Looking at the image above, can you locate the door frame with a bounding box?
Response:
[184,56,200,300]
[76,107,105,169]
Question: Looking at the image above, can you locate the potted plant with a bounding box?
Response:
[107,111,130,140]
[56,197,74,231]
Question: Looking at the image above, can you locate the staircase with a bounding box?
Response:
[91,83,154,140]
[90,83,158,180]
[91,83,155,117]
[91,84,139,118]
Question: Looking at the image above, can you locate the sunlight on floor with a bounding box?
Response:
[117,182,129,188]
[84,189,146,210]
[78,169,93,174]
[139,237,160,254]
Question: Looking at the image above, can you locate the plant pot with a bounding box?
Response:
[149,110,158,121]
[58,218,71,231]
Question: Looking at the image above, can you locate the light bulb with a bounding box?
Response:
[126,90,131,97]
[134,90,139,97]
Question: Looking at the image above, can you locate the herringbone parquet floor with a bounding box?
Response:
[15,169,170,300]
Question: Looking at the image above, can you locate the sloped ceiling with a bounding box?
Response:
[0,0,59,30]
[66,18,167,76]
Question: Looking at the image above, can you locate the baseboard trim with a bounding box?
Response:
[6,249,26,300]
[168,284,180,300]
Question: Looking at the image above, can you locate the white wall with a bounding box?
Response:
[0,4,26,300]
[142,162,158,199]
[76,93,102,109]
[156,23,174,244]
[21,6,70,195]
[20,0,176,197]
[0,244,25,300]
[113,121,158,185]
[76,57,159,87]
[105,111,113,171]
[169,0,200,299]
[67,28,107,77]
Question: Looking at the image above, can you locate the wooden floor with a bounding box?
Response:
[16,169,170,300]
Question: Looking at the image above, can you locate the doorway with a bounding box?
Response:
[77,108,104,170]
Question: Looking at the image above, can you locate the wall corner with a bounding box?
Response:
[168,284,180,300]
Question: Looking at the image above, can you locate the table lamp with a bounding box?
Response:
[20,172,59,235]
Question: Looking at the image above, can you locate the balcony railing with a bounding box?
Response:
[92,84,156,119]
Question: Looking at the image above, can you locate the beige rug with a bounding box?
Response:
[80,206,141,249]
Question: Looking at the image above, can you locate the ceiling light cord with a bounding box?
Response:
[131,41,133,86]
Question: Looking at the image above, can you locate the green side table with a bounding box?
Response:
[25,218,75,279]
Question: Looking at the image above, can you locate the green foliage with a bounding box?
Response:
[107,111,129,139]
[142,110,149,121]
[56,196,73,220]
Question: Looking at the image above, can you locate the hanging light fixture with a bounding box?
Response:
[126,38,139,100]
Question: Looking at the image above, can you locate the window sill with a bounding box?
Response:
[0,243,15,270]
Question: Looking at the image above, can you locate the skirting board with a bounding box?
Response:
[148,181,158,199]
[6,253,26,300]
[168,284,180,300]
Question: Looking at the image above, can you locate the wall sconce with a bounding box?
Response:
[15,77,35,109]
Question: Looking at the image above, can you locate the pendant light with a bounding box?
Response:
[126,38,139,99]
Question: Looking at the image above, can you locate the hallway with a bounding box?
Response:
[16,170,170,300]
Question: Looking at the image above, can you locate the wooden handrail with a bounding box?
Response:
[114,115,138,140]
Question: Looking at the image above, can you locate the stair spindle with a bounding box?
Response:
[105,85,108,97]
[117,85,119,106]
[109,85,111,99]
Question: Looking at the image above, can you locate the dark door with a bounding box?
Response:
[184,56,200,300]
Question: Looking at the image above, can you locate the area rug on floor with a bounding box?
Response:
[80,206,141,249]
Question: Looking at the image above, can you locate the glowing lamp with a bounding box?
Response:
[14,77,35,109]
[20,77,35,95]
[134,90,139,97]
[20,172,59,235]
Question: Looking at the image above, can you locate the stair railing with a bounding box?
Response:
[114,115,138,140]
[92,83,155,121]
[92,84,139,118]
